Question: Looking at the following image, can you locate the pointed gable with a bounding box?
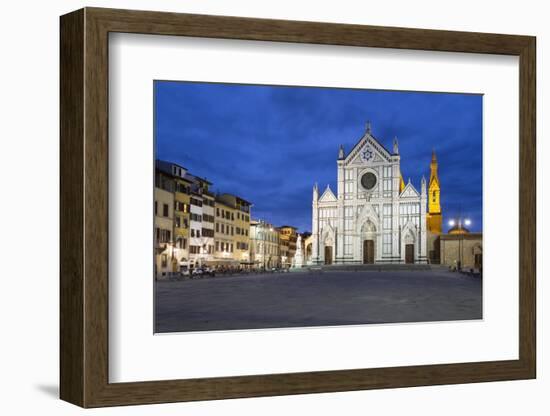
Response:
[429,175,440,189]
[344,131,393,166]
[400,181,420,198]
[319,185,337,202]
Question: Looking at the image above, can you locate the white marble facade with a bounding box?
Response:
[311,124,428,265]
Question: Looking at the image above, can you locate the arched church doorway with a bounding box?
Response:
[363,240,375,264]
[324,246,333,265]
[361,219,377,264]
[405,244,415,264]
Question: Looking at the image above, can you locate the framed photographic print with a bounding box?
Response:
[60,7,536,408]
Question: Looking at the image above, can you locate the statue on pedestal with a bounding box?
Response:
[293,234,304,268]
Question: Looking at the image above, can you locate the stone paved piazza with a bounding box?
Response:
[155,269,482,333]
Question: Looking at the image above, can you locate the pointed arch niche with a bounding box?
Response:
[320,223,336,265]
[400,221,418,264]
[354,204,380,263]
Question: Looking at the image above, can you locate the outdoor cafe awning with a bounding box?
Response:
[204,258,240,265]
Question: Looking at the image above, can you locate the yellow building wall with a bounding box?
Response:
[278,226,297,266]
[214,198,252,266]
[154,187,175,279]
[440,235,483,271]
[427,212,442,235]
[428,182,441,215]
[214,201,237,261]
[234,209,251,264]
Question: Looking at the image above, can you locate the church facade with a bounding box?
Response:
[311,123,439,265]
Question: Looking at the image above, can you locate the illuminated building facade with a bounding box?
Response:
[214,194,252,267]
[277,225,298,268]
[311,123,429,265]
[250,220,280,269]
[187,174,215,268]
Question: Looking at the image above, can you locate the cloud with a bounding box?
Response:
[156,81,483,232]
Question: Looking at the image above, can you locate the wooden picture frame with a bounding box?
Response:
[60,7,536,408]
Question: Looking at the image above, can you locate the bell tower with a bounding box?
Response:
[427,150,442,234]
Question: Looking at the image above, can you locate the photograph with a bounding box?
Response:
[50,4,538,410]
[153,81,483,333]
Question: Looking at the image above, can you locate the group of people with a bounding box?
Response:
[180,264,289,279]
[449,260,482,278]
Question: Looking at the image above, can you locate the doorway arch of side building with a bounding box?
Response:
[473,243,482,270]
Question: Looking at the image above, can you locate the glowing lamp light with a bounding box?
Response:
[464,219,472,226]
[448,220,456,227]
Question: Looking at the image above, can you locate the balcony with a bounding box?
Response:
[155,242,170,254]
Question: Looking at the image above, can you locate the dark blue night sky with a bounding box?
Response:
[155,81,482,233]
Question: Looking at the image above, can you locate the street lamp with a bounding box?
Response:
[448,202,472,232]
[448,214,472,231]
[446,215,472,272]
[447,216,471,231]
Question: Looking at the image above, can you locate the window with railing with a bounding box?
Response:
[156,228,171,244]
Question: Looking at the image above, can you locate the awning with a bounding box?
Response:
[204,258,240,265]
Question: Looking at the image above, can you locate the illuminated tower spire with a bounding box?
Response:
[399,174,405,193]
[430,149,440,187]
[427,149,442,234]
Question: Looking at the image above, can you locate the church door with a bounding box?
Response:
[475,253,482,270]
[363,240,374,264]
[405,244,414,264]
[324,246,333,265]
